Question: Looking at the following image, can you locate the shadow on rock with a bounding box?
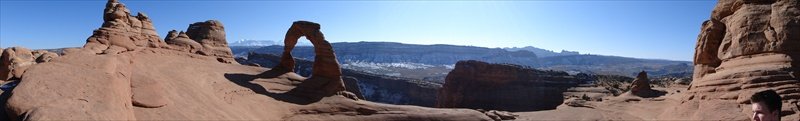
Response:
[0,81,18,121]
[637,89,668,98]
[224,73,322,105]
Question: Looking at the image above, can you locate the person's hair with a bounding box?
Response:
[751,90,782,113]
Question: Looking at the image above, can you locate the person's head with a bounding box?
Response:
[751,90,782,121]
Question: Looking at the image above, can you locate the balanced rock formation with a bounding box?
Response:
[0,47,59,81]
[271,21,345,96]
[662,0,800,120]
[437,60,582,111]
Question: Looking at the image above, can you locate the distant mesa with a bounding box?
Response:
[436,60,582,112]
[504,46,580,58]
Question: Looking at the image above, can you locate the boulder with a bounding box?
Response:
[628,71,664,97]
[32,50,59,63]
[629,71,651,93]
[0,47,36,80]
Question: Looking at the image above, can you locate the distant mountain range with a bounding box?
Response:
[229,39,312,46]
[504,46,580,57]
[237,42,540,67]
[229,40,692,78]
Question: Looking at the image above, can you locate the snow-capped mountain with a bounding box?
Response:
[229,39,312,46]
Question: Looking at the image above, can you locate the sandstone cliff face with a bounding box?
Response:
[437,60,582,111]
[664,0,800,120]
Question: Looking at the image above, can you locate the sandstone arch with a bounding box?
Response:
[274,21,345,96]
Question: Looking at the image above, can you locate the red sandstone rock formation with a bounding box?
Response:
[661,0,800,120]
[164,30,203,53]
[628,71,665,97]
[164,20,237,64]
[437,60,580,111]
[0,47,35,81]
[83,0,166,54]
[0,47,58,81]
[629,71,651,93]
[272,21,345,96]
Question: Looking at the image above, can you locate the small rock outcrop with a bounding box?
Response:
[436,60,581,111]
[628,71,664,97]
[164,30,202,53]
[663,0,800,120]
[271,21,345,96]
[629,71,652,93]
[478,110,518,121]
[164,20,236,64]
[0,47,58,81]
[0,47,34,81]
[342,76,365,99]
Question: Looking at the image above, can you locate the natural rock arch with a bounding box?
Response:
[273,21,345,96]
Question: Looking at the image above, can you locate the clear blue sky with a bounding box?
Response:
[0,0,716,61]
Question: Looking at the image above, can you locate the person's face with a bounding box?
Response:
[752,102,779,121]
